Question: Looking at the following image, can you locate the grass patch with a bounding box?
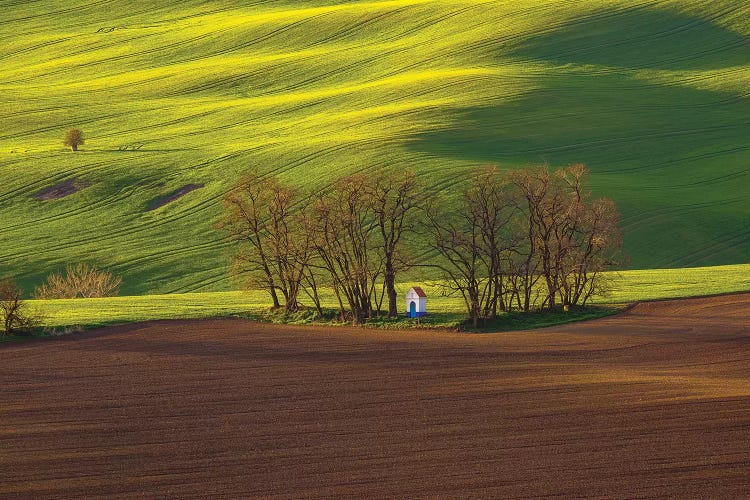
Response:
[0,332,44,343]
[18,263,749,337]
[156,304,617,333]
[240,306,466,330]
[459,307,620,333]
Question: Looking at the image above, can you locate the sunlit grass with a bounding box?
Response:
[28,263,750,330]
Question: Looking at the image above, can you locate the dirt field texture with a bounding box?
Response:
[1,294,749,498]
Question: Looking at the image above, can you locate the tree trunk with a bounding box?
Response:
[470,291,480,328]
[269,287,281,309]
[545,273,557,309]
[384,264,397,317]
[353,307,366,325]
[71,144,78,152]
[313,301,324,319]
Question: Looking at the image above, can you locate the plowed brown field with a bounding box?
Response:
[1,294,749,498]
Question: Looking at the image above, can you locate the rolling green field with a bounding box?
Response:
[1,0,749,295]
[24,263,750,331]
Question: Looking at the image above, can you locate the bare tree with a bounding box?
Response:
[464,167,520,317]
[367,170,422,317]
[560,197,622,307]
[511,166,569,308]
[0,279,38,335]
[219,171,311,312]
[35,263,121,299]
[64,128,85,152]
[265,181,310,312]
[308,175,381,324]
[505,211,544,312]
[220,172,280,308]
[425,175,493,328]
[510,164,622,309]
[426,168,527,326]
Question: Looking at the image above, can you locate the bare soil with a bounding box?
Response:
[146,184,204,211]
[33,178,90,200]
[1,294,749,498]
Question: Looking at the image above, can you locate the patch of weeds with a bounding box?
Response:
[239,306,464,330]
[365,312,464,330]
[45,325,85,337]
[227,305,620,333]
[246,306,349,325]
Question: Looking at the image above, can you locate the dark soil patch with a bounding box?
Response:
[146,183,204,211]
[33,178,90,200]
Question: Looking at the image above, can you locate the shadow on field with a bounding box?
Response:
[514,7,749,71]
[410,76,749,170]
[407,6,750,267]
[410,7,749,168]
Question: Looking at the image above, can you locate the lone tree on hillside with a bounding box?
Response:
[64,128,84,152]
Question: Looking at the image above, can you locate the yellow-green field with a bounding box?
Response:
[1,1,748,295]
[27,263,749,330]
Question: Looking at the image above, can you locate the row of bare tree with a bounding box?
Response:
[428,165,621,326]
[219,164,622,325]
[219,170,420,324]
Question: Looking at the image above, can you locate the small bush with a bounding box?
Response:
[35,263,122,299]
[0,278,41,335]
[45,325,84,337]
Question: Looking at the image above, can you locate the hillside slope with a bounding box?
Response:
[1,0,748,294]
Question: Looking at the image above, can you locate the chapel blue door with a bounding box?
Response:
[409,301,416,318]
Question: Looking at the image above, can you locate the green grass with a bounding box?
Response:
[0,331,54,344]
[25,263,749,331]
[0,1,748,295]
[602,263,750,303]
[460,307,620,332]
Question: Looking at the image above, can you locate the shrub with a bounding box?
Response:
[0,278,40,335]
[35,263,122,299]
